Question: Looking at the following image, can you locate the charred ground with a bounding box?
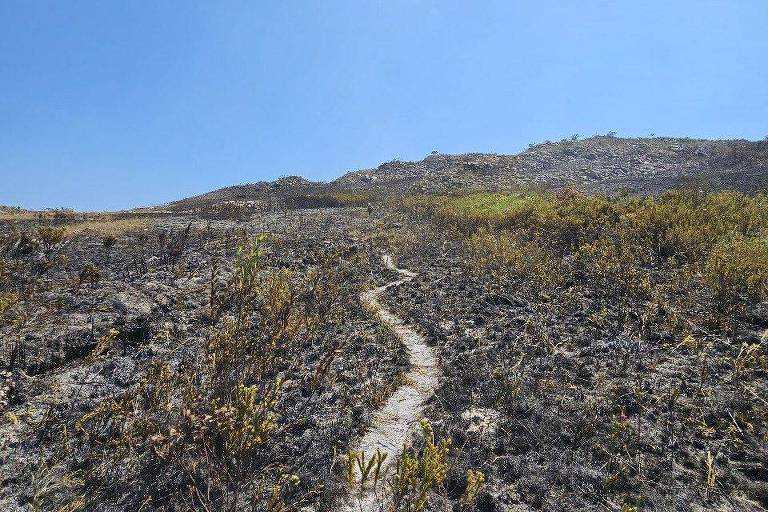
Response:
[1,136,767,512]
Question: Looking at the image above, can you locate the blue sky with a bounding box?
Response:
[1,1,767,210]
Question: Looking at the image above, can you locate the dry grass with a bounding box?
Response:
[1,208,156,237]
[62,216,155,236]
[0,210,39,222]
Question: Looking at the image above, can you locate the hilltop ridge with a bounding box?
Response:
[169,136,768,211]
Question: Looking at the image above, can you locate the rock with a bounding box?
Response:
[106,357,138,387]
[111,290,154,343]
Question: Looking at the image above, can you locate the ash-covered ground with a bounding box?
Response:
[2,138,768,512]
[382,215,768,512]
[0,207,410,511]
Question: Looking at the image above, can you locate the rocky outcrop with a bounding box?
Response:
[333,136,768,195]
[165,136,768,212]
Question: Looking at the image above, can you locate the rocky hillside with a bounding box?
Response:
[167,176,326,211]
[169,136,768,211]
[334,136,768,195]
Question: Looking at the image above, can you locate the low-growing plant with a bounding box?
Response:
[705,450,716,499]
[577,237,651,305]
[65,234,367,511]
[459,469,486,510]
[0,291,19,324]
[391,420,450,512]
[466,228,562,290]
[74,262,100,293]
[344,448,389,505]
[37,226,66,251]
[86,328,119,363]
[705,234,768,308]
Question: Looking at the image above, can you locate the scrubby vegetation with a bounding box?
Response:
[407,189,768,311]
[2,184,767,511]
[56,233,386,511]
[385,189,768,510]
[0,208,414,511]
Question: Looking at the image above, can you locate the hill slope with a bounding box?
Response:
[334,136,768,194]
[168,136,768,211]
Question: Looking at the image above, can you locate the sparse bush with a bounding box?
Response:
[37,226,65,251]
[460,469,486,510]
[102,234,116,251]
[0,292,19,325]
[74,262,100,293]
[343,448,388,503]
[577,236,650,304]
[391,420,450,512]
[65,235,367,511]
[406,190,768,312]
[705,235,768,308]
[343,420,485,512]
[466,228,562,289]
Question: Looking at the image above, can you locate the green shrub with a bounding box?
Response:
[466,228,562,288]
[705,235,768,307]
[391,420,450,512]
[37,226,65,251]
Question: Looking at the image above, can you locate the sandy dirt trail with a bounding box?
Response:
[341,254,440,512]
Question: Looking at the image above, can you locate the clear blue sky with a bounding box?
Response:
[1,1,767,210]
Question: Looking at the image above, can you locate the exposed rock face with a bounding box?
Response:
[333,136,768,194]
[166,137,768,212]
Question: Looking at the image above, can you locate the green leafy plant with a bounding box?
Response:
[391,421,450,512]
[459,469,486,510]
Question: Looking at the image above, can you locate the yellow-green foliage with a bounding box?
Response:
[343,448,388,496]
[234,235,264,302]
[705,450,716,496]
[206,380,282,455]
[73,236,306,509]
[420,190,768,258]
[392,420,450,512]
[342,421,486,511]
[437,193,537,230]
[625,191,768,261]
[86,328,119,363]
[412,190,768,305]
[207,236,274,386]
[577,237,650,300]
[466,228,561,288]
[37,226,66,250]
[460,469,486,509]
[418,192,621,251]
[705,235,768,305]
[731,341,768,379]
[0,291,18,318]
[64,216,154,236]
[71,236,362,510]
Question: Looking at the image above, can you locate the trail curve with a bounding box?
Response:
[341,254,440,512]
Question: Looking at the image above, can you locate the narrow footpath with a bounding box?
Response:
[342,254,441,511]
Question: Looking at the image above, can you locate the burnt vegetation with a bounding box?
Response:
[385,189,768,511]
[2,138,768,511]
